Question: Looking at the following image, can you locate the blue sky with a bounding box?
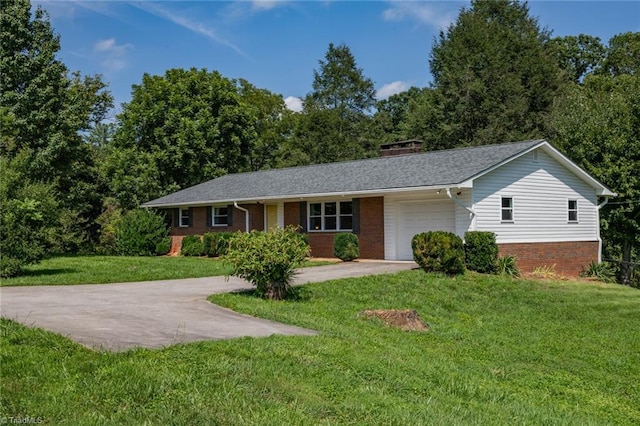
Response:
[35,1,640,117]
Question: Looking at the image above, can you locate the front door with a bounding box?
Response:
[266,205,278,231]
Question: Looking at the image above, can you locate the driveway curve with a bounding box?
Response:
[0,261,415,351]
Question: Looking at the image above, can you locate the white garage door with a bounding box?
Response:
[396,200,456,260]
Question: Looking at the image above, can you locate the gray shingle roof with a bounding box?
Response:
[142,139,544,207]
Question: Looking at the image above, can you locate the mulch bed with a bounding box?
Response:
[361,309,430,331]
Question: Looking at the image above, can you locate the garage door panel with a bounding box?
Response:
[397,201,455,260]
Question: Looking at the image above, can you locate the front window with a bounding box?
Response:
[213,207,228,226]
[179,208,190,227]
[568,200,578,222]
[309,201,353,231]
[501,197,513,222]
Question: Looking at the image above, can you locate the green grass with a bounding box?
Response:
[2,271,639,424]
[0,256,335,286]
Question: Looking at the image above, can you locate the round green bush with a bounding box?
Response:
[181,235,204,256]
[333,233,360,261]
[224,226,310,300]
[411,231,466,275]
[464,231,498,274]
[115,209,171,256]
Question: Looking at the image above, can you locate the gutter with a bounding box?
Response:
[596,196,610,262]
[234,201,250,232]
[446,188,476,216]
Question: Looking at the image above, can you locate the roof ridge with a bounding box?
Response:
[222,139,547,178]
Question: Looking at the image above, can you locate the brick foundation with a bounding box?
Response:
[498,241,598,277]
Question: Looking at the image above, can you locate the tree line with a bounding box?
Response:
[1,0,638,283]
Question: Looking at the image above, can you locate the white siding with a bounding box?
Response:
[473,149,599,243]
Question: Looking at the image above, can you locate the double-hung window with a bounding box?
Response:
[568,199,578,223]
[213,207,228,226]
[179,208,190,227]
[501,197,514,222]
[309,201,353,231]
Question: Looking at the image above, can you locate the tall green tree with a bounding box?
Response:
[429,0,565,148]
[108,68,256,209]
[1,0,113,252]
[550,34,606,83]
[236,79,289,171]
[282,43,376,166]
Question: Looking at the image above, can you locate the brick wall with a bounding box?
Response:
[498,241,598,276]
[358,197,384,259]
[284,197,385,259]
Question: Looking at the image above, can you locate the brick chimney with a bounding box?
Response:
[380,139,423,157]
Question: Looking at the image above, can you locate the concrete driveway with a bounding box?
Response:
[0,261,415,351]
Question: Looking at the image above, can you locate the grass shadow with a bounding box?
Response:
[17,268,77,278]
[229,286,312,302]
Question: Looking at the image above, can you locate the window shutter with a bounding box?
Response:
[173,208,179,227]
[188,207,194,227]
[206,206,212,228]
[352,198,360,234]
[227,204,234,227]
[299,201,307,232]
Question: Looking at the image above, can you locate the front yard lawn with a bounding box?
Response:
[2,271,639,424]
[0,255,334,286]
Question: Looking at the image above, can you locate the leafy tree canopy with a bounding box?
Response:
[550,34,606,83]
[429,0,565,148]
[109,68,258,208]
[282,43,377,166]
[1,0,113,252]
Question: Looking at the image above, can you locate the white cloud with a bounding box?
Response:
[132,2,246,57]
[251,0,288,11]
[94,38,133,72]
[376,81,410,100]
[382,1,457,30]
[284,96,303,112]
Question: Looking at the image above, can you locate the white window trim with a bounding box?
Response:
[568,199,579,223]
[500,196,514,223]
[212,206,228,227]
[179,207,189,228]
[308,200,353,232]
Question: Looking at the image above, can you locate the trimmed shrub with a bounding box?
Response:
[497,255,520,277]
[411,231,465,275]
[181,235,204,256]
[334,233,360,261]
[202,233,219,257]
[224,226,310,300]
[115,209,171,256]
[464,231,498,274]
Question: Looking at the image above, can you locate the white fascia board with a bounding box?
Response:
[141,184,466,208]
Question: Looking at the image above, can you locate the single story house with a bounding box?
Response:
[142,139,615,276]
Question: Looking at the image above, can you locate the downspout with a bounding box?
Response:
[596,196,610,263]
[234,201,250,232]
[446,188,477,234]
